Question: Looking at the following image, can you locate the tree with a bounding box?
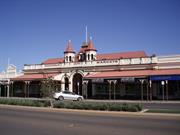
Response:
[40,77,58,107]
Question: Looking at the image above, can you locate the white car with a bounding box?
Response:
[53,91,84,101]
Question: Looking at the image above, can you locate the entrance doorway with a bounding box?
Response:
[65,77,69,91]
[73,73,82,95]
[0,85,6,97]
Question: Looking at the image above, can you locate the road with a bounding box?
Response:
[0,106,180,135]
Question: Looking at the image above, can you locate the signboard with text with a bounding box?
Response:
[121,77,135,82]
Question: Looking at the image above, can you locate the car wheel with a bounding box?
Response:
[59,96,64,101]
[77,97,82,101]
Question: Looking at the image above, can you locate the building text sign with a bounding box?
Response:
[121,77,135,82]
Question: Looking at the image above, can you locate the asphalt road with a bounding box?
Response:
[0,106,180,135]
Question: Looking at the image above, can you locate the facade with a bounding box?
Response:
[2,38,180,100]
[0,64,22,97]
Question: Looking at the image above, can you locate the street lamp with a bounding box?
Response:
[77,82,80,95]
[161,81,165,101]
[149,80,152,101]
[140,79,144,101]
[165,80,168,100]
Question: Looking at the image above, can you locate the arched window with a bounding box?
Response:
[79,55,82,61]
[84,53,86,61]
[88,54,90,60]
[80,54,84,61]
[65,77,69,91]
[81,54,84,60]
[91,54,93,60]
[66,56,68,62]
[69,56,72,62]
[72,73,82,95]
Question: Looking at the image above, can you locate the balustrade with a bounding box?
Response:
[24,57,157,70]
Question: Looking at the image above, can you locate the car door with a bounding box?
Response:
[62,91,69,100]
[65,92,76,100]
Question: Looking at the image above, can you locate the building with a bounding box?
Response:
[2,38,180,100]
[0,64,22,97]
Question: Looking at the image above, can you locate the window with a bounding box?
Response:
[91,54,93,60]
[80,55,83,61]
[88,54,90,60]
[66,56,68,62]
[69,56,72,62]
[84,53,86,61]
[65,77,69,90]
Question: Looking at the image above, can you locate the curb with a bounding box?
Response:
[0,104,180,118]
[140,109,149,113]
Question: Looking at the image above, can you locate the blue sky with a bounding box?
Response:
[0,0,180,71]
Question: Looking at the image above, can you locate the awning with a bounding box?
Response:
[150,75,180,81]
[11,73,59,81]
[85,69,180,79]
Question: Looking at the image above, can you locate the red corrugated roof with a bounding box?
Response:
[42,58,64,64]
[42,51,147,64]
[11,73,58,81]
[97,51,147,60]
[85,69,180,79]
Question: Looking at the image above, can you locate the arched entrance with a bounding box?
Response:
[65,77,69,91]
[73,73,82,95]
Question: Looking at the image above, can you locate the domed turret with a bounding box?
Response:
[64,40,75,63]
[85,37,97,61]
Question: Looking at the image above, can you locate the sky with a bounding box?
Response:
[0,0,180,71]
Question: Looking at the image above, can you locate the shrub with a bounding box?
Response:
[0,98,51,107]
[108,103,122,111]
[53,101,142,112]
[0,98,143,112]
